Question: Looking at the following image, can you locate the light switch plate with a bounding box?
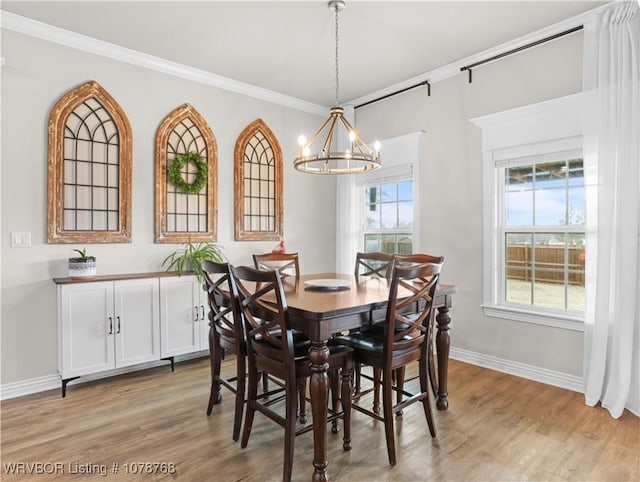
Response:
[11,232,31,248]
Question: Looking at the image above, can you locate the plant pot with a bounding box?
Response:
[68,257,97,280]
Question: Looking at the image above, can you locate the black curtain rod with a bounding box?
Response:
[354,80,431,110]
[355,24,584,108]
[460,25,584,83]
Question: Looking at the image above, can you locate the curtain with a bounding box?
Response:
[583,1,640,418]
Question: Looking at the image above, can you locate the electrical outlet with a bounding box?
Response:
[11,232,31,248]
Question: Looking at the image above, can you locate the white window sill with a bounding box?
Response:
[482,304,584,332]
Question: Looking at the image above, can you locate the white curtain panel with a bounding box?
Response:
[583,1,640,418]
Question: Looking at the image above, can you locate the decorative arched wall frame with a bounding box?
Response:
[155,104,218,243]
[234,119,283,241]
[47,81,132,243]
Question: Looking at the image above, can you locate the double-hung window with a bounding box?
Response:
[361,179,414,254]
[473,94,585,331]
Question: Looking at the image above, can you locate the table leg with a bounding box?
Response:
[435,306,451,410]
[309,340,330,482]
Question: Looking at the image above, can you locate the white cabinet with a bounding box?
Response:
[58,278,161,393]
[159,275,209,358]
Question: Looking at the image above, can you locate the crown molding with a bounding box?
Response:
[348,2,613,108]
[0,11,328,117]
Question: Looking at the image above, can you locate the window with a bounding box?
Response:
[48,81,132,243]
[234,119,283,241]
[472,93,585,331]
[501,156,585,312]
[361,179,413,254]
[155,104,218,243]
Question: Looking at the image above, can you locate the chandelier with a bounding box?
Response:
[294,0,381,175]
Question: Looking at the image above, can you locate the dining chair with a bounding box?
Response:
[354,251,393,280]
[231,265,353,482]
[393,253,445,399]
[201,260,246,441]
[252,251,307,422]
[253,251,300,278]
[335,259,443,466]
[352,252,394,394]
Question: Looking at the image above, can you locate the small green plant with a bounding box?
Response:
[162,240,225,282]
[70,248,95,261]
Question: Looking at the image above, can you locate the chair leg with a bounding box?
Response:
[395,366,405,416]
[283,376,298,482]
[232,353,246,442]
[240,362,259,449]
[382,368,397,466]
[329,371,339,434]
[207,332,222,415]
[341,362,353,451]
[373,367,382,414]
[262,371,269,399]
[297,377,307,423]
[354,361,362,394]
[419,355,436,437]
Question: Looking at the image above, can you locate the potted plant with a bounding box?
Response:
[68,248,97,280]
[162,239,226,282]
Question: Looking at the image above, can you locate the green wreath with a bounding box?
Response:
[167,152,208,194]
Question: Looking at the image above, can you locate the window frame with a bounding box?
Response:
[233,119,283,241]
[47,81,132,243]
[155,103,218,243]
[472,94,585,332]
[359,176,415,255]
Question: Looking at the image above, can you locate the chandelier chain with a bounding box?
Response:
[334,3,340,106]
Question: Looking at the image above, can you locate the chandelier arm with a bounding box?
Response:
[305,115,334,148]
[322,114,340,155]
[337,115,374,155]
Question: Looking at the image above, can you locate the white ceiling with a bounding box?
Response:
[2,1,606,107]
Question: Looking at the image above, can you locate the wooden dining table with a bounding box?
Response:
[278,272,457,482]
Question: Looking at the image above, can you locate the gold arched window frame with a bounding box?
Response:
[234,119,283,241]
[47,81,132,243]
[155,104,218,243]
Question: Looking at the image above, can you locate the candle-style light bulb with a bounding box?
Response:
[348,130,356,142]
[297,135,307,147]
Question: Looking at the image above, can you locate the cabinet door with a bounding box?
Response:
[59,282,115,378]
[160,276,202,357]
[114,278,161,368]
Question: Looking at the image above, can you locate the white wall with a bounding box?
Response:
[0,29,336,385]
[355,33,585,378]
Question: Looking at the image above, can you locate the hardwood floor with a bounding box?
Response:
[2,357,638,481]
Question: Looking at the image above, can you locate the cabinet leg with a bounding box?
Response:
[61,377,80,398]
[162,357,175,372]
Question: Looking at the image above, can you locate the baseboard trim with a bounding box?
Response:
[450,346,584,394]
[0,352,208,400]
[2,348,584,400]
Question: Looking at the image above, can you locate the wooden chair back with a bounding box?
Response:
[354,251,393,279]
[230,265,294,371]
[201,260,244,356]
[393,253,444,267]
[253,252,300,279]
[384,261,442,359]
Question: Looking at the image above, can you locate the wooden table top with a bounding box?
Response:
[271,272,457,339]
